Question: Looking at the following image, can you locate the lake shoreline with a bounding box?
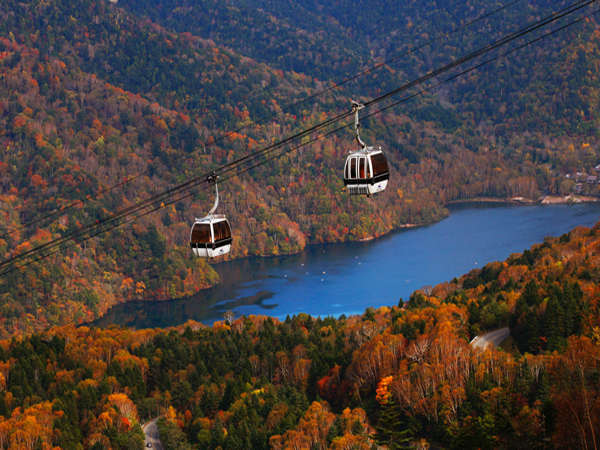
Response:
[540,194,600,204]
[92,202,600,329]
[446,196,535,205]
[361,193,600,242]
[447,194,600,206]
[87,199,600,329]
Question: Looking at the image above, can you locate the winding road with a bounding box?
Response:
[137,330,506,449]
[470,327,510,350]
[142,418,163,450]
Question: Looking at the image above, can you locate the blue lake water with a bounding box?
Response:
[94,203,600,329]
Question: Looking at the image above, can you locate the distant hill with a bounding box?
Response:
[119,0,600,134]
[0,0,600,337]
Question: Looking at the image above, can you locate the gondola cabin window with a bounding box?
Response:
[371,152,389,177]
[359,157,367,178]
[213,220,231,242]
[192,223,211,244]
[345,155,377,181]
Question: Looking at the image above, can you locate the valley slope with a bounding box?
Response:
[0,0,599,336]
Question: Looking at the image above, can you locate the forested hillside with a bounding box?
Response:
[1,0,600,337]
[119,0,600,135]
[0,223,599,448]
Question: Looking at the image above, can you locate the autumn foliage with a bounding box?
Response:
[0,220,600,447]
[1,0,600,341]
[1,0,600,446]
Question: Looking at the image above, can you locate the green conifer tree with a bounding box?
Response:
[374,402,415,449]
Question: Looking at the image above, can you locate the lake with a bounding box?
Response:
[93,203,600,329]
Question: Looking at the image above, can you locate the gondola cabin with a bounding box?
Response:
[343,147,389,195]
[190,214,232,258]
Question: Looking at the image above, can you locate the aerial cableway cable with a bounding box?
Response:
[363,0,595,107]
[204,0,596,180]
[221,9,600,187]
[7,0,524,236]
[3,2,595,278]
[0,174,142,240]
[0,0,593,274]
[0,0,596,276]
[201,0,524,132]
[7,0,583,238]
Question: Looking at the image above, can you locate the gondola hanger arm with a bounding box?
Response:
[351,100,367,150]
[207,172,219,216]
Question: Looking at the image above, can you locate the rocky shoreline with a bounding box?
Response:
[539,194,600,204]
[448,195,600,206]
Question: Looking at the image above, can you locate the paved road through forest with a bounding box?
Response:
[470,327,510,350]
[143,417,163,450]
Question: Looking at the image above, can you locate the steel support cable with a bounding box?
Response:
[0,0,594,275]
[182,6,600,198]
[0,184,202,277]
[208,0,524,142]
[1,4,595,278]
[6,0,524,237]
[364,0,596,108]
[213,0,596,180]
[0,0,591,273]
[0,174,143,240]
